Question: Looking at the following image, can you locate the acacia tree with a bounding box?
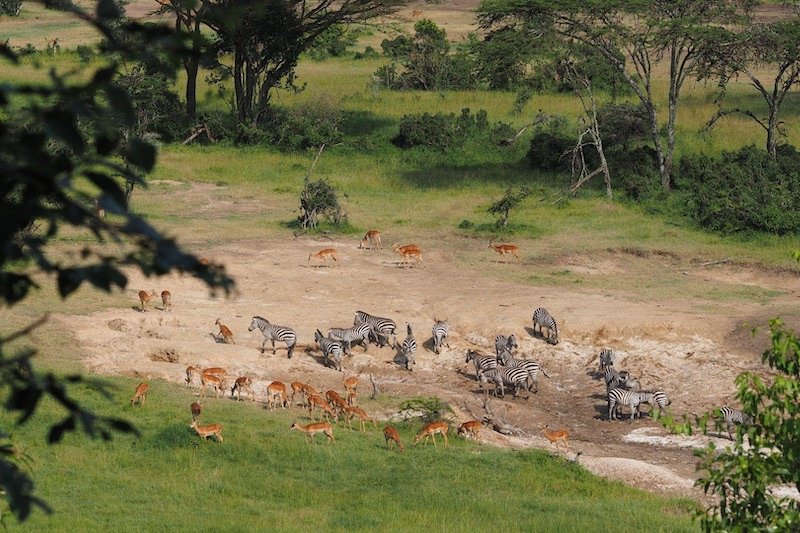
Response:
[477,0,746,191]
[0,0,233,521]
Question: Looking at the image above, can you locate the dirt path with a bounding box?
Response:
[57,231,800,499]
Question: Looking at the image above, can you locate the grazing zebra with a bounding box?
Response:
[494,334,518,356]
[718,406,752,439]
[248,316,297,358]
[496,349,550,393]
[401,323,417,371]
[599,348,616,371]
[607,389,654,422]
[532,307,559,345]
[315,330,344,371]
[465,349,498,384]
[327,322,371,356]
[354,310,397,348]
[479,367,531,399]
[432,320,450,354]
[650,390,671,418]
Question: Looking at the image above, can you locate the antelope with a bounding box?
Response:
[457,420,482,441]
[199,257,210,266]
[414,420,449,448]
[215,318,235,344]
[191,420,223,442]
[383,425,404,452]
[307,394,337,421]
[391,243,423,268]
[231,376,255,402]
[542,425,570,450]
[325,389,348,415]
[185,365,201,387]
[343,405,376,432]
[290,421,334,444]
[200,372,224,398]
[488,242,520,262]
[266,381,289,410]
[343,376,358,406]
[308,248,338,268]
[160,290,172,311]
[290,381,307,406]
[138,289,157,312]
[202,367,227,379]
[411,9,422,17]
[130,382,149,407]
[190,401,202,422]
[302,382,321,398]
[94,198,105,219]
[359,229,382,250]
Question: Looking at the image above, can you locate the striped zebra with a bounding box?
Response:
[401,323,416,371]
[248,316,297,358]
[607,389,654,421]
[479,366,531,399]
[327,322,371,356]
[650,390,671,418]
[496,349,550,393]
[718,406,752,439]
[432,320,450,354]
[465,349,498,384]
[354,310,397,348]
[494,334,518,356]
[604,365,622,392]
[315,330,344,372]
[532,307,559,345]
[599,348,616,371]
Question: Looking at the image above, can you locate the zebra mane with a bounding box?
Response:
[252,315,268,322]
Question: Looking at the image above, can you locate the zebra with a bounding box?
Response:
[607,389,654,421]
[532,307,559,345]
[479,366,531,399]
[327,322,371,356]
[315,330,344,372]
[354,310,397,348]
[401,323,416,371]
[465,349,498,384]
[599,348,616,372]
[248,316,297,358]
[718,406,752,439]
[496,349,550,393]
[432,320,450,354]
[650,390,671,418]
[494,334,518,356]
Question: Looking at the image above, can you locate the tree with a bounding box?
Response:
[477,0,746,191]
[0,0,233,522]
[702,19,800,158]
[488,187,532,228]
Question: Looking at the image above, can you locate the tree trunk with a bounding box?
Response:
[233,44,246,122]
[666,78,679,192]
[766,106,778,158]
[185,55,199,118]
[646,102,670,191]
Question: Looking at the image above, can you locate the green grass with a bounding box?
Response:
[3,376,696,532]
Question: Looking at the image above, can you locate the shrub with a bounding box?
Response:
[597,103,650,150]
[609,146,660,201]
[392,108,490,150]
[297,178,347,229]
[526,130,573,172]
[307,24,359,60]
[353,46,379,60]
[0,0,22,16]
[76,45,96,63]
[115,64,185,143]
[273,97,343,150]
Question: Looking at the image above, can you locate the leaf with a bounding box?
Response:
[104,85,135,128]
[43,109,85,155]
[0,272,35,305]
[47,417,76,444]
[96,0,121,20]
[57,268,85,298]
[125,139,157,172]
[85,171,126,208]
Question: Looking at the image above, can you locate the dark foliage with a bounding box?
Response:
[298,178,346,229]
[392,108,491,150]
[526,131,573,172]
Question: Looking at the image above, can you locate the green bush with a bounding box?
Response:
[75,45,96,63]
[0,0,22,16]
[307,24,359,60]
[609,146,660,201]
[273,97,343,150]
[392,108,490,150]
[678,145,800,234]
[526,130,573,172]
[353,46,379,60]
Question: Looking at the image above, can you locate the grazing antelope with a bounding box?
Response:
[391,243,423,268]
[307,394,337,421]
[542,426,570,450]
[191,420,223,442]
[457,420,482,441]
[343,376,358,406]
[185,365,201,387]
[343,405,376,432]
[130,382,149,407]
[488,242,520,262]
[190,401,202,422]
[200,372,224,398]
[359,229,382,250]
[414,420,449,448]
[231,376,255,402]
[301,382,321,398]
[160,290,172,311]
[308,248,339,268]
[94,198,105,219]
[266,381,289,410]
[290,422,334,444]
[383,425,404,452]
[202,367,227,379]
[138,289,157,312]
[290,381,307,406]
[325,390,348,415]
[215,318,235,344]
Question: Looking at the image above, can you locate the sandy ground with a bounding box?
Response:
[57,225,800,501]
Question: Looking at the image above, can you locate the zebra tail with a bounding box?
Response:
[541,368,550,378]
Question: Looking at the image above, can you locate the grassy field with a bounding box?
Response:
[2,376,696,532]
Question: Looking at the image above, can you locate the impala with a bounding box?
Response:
[231,376,255,402]
[200,372,224,398]
[391,243,423,268]
[191,420,223,442]
[266,381,289,410]
[414,420,449,448]
[343,405,376,432]
[542,425,570,450]
[190,401,202,422]
[215,318,235,344]
[290,422,334,444]
[161,290,172,311]
[383,425,404,452]
[457,420,482,441]
[138,289,157,312]
[359,230,382,250]
[308,248,339,267]
[343,376,358,406]
[307,394,337,421]
[130,382,149,407]
[488,242,520,262]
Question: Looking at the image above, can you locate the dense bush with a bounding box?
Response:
[678,145,800,234]
[116,64,185,143]
[76,44,97,63]
[272,97,343,150]
[392,108,491,150]
[0,0,21,16]
[526,130,573,172]
[597,103,650,150]
[609,146,660,200]
[472,28,534,90]
[307,24,360,60]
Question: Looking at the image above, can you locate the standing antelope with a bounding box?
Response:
[290,381,308,406]
[130,382,149,407]
[383,425,404,452]
[230,376,255,402]
[200,372,225,398]
[308,248,339,268]
[542,426,570,450]
[160,290,172,311]
[185,365,201,387]
[215,318,235,344]
[359,230,382,250]
[266,381,289,410]
[307,394,337,421]
[414,420,449,448]
[488,242,520,262]
[457,420,482,441]
[138,289,157,312]
[343,405,376,432]
[343,376,358,406]
[190,401,202,422]
[391,243,423,268]
[191,420,223,442]
[325,390,348,416]
[291,422,334,444]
